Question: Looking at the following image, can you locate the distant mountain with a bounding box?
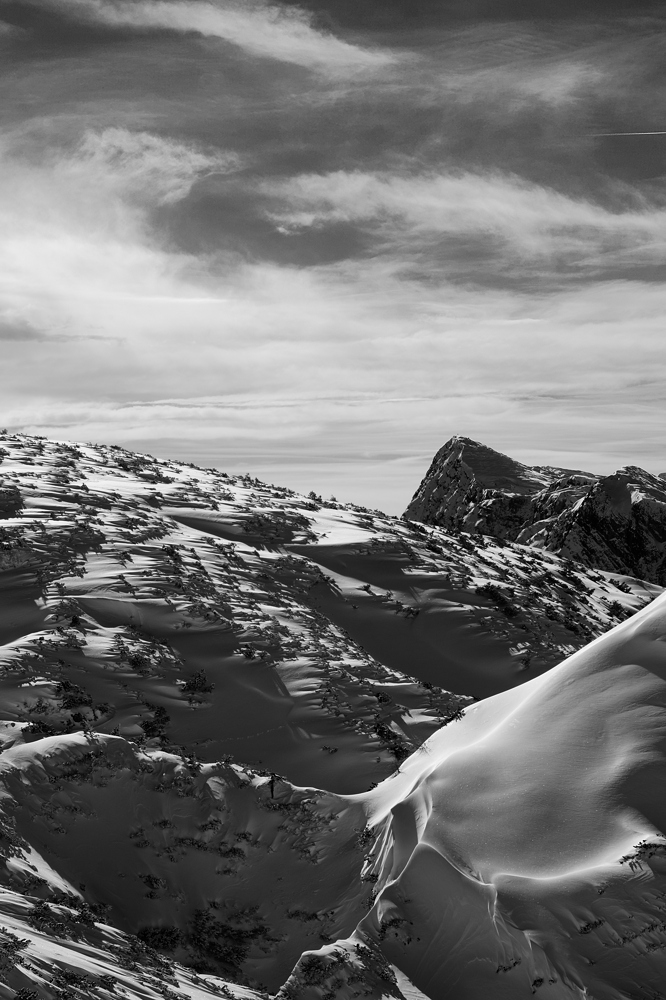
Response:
[404,435,666,584]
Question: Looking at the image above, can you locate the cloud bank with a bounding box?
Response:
[31,0,394,75]
[1,2,665,508]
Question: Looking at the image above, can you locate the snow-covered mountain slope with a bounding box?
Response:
[331,587,666,999]
[0,432,663,999]
[405,435,666,584]
[0,882,264,1000]
[0,732,369,993]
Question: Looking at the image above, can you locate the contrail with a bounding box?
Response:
[588,130,666,136]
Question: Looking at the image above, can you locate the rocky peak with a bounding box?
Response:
[405,436,589,537]
[405,439,666,584]
[432,436,556,494]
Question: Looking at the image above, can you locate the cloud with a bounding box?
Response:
[70,128,240,205]
[1,106,666,510]
[442,59,606,109]
[0,315,46,341]
[34,0,394,76]
[413,22,610,111]
[0,126,235,352]
[263,169,666,268]
[2,126,665,400]
[0,20,23,36]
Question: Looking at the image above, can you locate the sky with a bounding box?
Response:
[1,0,665,512]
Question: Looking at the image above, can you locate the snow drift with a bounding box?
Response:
[352,590,666,998]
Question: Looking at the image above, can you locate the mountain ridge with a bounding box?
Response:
[404,435,666,585]
[0,431,664,999]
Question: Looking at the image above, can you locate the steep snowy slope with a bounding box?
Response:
[405,436,666,584]
[0,434,652,753]
[0,732,370,993]
[288,589,666,999]
[0,882,264,1000]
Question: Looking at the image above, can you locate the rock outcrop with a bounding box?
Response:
[405,436,666,584]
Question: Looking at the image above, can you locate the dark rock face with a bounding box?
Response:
[404,436,592,538]
[0,483,23,518]
[404,437,666,584]
[546,468,666,583]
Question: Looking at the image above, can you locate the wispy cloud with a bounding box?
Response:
[70,128,240,205]
[0,20,22,36]
[0,127,230,349]
[33,0,394,76]
[436,57,606,110]
[0,315,46,341]
[264,169,666,268]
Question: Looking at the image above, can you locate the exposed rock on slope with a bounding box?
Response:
[405,435,666,584]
